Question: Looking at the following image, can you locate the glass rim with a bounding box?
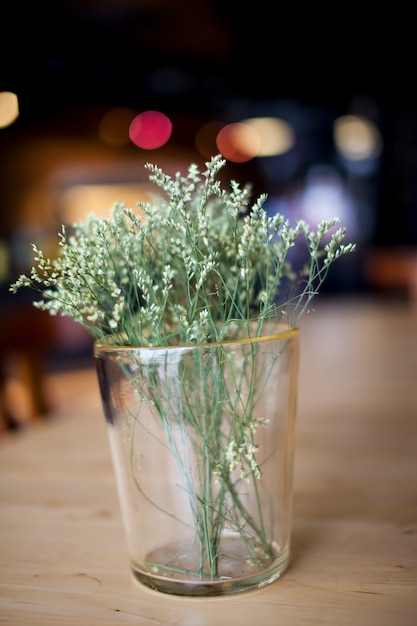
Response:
[94,325,299,355]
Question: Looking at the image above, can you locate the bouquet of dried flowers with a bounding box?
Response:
[10,155,355,589]
[10,154,355,346]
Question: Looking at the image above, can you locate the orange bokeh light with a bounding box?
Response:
[216,123,261,163]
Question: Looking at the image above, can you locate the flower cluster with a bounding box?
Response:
[10,155,357,584]
[10,155,355,347]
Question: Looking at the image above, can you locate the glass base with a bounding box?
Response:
[131,536,290,597]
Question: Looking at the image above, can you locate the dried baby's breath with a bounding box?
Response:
[10,154,356,581]
[10,154,355,346]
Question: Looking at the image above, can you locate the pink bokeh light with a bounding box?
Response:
[129,110,173,149]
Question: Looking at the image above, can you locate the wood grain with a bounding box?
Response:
[1,297,416,625]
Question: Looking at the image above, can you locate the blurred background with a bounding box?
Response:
[1,1,416,430]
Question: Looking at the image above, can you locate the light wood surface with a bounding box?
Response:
[1,297,416,625]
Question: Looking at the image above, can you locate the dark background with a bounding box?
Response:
[1,1,417,260]
[3,3,417,117]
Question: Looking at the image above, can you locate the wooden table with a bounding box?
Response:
[1,297,416,625]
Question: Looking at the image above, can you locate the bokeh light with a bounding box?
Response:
[216,122,261,162]
[333,115,383,161]
[0,91,19,128]
[57,183,152,224]
[0,239,9,282]
[300,165,353,229]
[195,121,225,159]
[129,110,173,150]
[243,117,295,156]
[99,106,137,146]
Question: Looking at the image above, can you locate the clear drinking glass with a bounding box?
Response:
[95,326,299,597]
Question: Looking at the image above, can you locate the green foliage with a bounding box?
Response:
[10,155,355,346]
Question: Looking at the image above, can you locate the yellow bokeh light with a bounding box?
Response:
[0,91,19,128]
[243,117,295,156]
[56,183,152,224]
[334,115,383,161]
